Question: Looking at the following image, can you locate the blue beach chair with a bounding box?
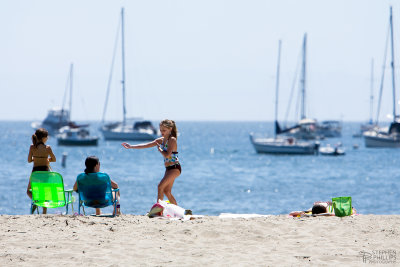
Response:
[76,172,119,217]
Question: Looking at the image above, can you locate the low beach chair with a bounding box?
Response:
[76,172,119,217]
[30,171,74,214]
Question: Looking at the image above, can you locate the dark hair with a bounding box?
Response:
[312,203,327,214]
[159,119,178,139]
[32,128,48,147]
[85,156,99,174]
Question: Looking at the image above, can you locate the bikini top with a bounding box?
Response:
[32,142,48,158]
[160,138,179,164]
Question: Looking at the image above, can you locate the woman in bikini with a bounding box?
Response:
[122,119,181,205]
[27,128,56,214]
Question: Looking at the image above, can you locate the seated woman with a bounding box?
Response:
[73,156,121,216]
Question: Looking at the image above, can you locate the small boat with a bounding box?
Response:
[100,8,159,141]
[57,125,99,146]
[364,7,400,148]
[249,40,319,155]
[319,144,345,156]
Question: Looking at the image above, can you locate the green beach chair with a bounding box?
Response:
[30,171,74,214]
[76,172,119,217]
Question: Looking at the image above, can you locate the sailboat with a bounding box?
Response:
[56,63,99,146]
[250,40,319,155]
[276,33,322,140]
[364,7,400,148]
[31,67,71,135]
[100,8,159,141]
[353,59,377,137]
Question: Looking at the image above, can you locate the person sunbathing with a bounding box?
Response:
[289,201,356,217]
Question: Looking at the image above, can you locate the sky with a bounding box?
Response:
[1,0,400,122]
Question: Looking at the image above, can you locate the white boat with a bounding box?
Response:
[57,125,99,146]
[54,63,99,146]
[364,7,400,148]
[277,34,323,140]
[250,134,318,155]
[354,59,377,138]
[319,144,345,156]
[31,107,70,135]
[100,8,159,141]
[101,120,158,141]
[249,40,318,155]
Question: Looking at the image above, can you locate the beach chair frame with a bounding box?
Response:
[76,172,119,217]
[29,171,73,214]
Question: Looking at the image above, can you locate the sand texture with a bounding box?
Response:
[1,214,399,266]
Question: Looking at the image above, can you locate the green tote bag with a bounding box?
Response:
[332,196,352,217]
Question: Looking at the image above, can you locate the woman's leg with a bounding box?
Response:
[157,169,180,205]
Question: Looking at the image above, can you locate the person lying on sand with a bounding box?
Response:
[289,201,357,217]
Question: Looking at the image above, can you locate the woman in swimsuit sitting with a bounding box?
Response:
[27,128,56,214]
[122,119,181,205]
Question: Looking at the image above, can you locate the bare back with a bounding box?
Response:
[28,144,56,167]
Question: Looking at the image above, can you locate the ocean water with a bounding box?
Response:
[0,121,399,216]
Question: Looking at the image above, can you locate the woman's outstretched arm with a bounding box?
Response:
[122,139,160,149]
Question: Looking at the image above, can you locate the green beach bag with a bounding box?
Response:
[332,196,352,217]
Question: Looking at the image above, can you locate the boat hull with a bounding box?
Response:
[250,135,317,155]
[319,147,345,156]
[57,138,98,146]
[101,128,158,141]
[363,131,400,148]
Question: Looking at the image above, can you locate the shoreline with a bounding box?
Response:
[1,214,399,266]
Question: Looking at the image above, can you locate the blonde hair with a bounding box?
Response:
[160,119,178,139]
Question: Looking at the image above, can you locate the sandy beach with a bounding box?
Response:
[1,214,399,266]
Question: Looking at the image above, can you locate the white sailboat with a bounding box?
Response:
[31,66,71,135]
[250,40,319,155]
[56,63,99,146]
[353,59,378,137]
[277,34,322,140]
[100,8,159,141]
[364,7,400,148]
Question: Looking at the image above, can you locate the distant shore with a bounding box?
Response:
[1,214,399,266]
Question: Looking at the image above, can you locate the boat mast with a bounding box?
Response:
[69,63,73,121]
[274,40,282,138]
[121,7,127,126]
[389,6,397,121]
[369,59,374,124]
[300,33,307,120]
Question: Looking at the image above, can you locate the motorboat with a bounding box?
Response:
[100,8,159,141]
[31,108,70,135]
[319,144,345,156]
[57,125,99,146]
